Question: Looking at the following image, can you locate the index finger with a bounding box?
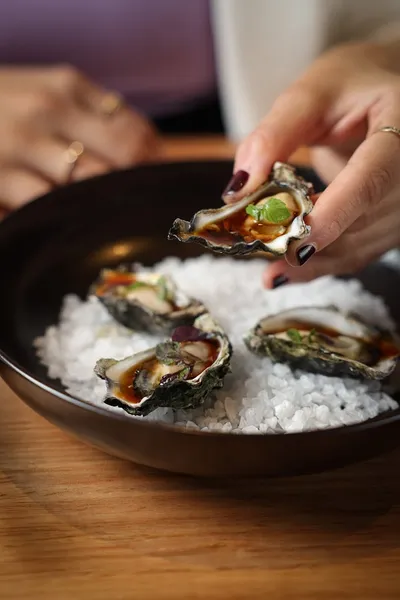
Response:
[222,85,328,202]
[285,126,400,267]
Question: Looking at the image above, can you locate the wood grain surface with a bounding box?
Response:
[1,137,399,600]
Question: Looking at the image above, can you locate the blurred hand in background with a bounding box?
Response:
[0,66,159,218]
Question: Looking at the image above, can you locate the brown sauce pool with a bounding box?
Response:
[117,340,220,405]
[197,206,299,245]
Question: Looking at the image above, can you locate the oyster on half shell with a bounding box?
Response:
[95,313,232,416]
[90,266,206,334]
[168,162,314,257]
[245,306,400,380]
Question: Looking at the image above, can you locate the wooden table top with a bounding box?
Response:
[1,137,399,600]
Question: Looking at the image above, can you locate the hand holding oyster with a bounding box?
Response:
[168,162,314,257]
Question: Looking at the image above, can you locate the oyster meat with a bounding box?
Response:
[91,266,206,334]
[168,162,314,256]
[95,313,232,416]
[245,306,399,380]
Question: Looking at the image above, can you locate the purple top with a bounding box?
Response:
[0,0,216,117]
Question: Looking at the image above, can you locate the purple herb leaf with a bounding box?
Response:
[171,326,206,342]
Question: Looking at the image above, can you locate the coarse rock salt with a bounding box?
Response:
[34,255,399,434]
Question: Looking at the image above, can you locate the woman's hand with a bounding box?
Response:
[0,66,160,217]
[223,41,400,288]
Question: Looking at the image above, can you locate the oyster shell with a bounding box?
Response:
[245,306,399,380]
[90,266,206,334]
[168,162,314,256]
[95,313,232,416]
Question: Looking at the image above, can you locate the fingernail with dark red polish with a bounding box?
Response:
[272,274,289,289]
[297,244,316,266]
[222,170,249,199]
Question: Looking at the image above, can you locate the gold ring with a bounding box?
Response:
[64,141,84,183]
[98,91,123,117]
[377,126,400,139]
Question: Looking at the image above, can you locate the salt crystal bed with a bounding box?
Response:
[35,256,398,434]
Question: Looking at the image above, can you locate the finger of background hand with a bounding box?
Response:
[285,122,400,267]
[59,103,160,168]
[14,134,111,185]
[44,65,160,166]
[71,149,114,182]
[264,210,400,286]
[0,168,51,210]
[223,85,329,202]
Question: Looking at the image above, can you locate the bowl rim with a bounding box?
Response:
[2,348,400,439]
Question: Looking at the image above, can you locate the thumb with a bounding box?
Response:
[285,117,400,268]
[222,85,328,202]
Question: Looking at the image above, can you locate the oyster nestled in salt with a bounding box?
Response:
[245,306,400,380]
[95,313,232,416]
[90,266,206,334]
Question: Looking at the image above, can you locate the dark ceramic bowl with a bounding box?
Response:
[0,161,399,477]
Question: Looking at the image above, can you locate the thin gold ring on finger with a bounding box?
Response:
[98,91,123,117]
[64,140,84,184]
[376,126,400,139]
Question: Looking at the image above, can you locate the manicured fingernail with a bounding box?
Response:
[297,244,316,266]
[222,170,249,199]
[272,274,289,289]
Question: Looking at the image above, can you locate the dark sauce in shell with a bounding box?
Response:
[196,193,300,246]
[95,271,137,295]
[262,321,399,366]
[116,340,220,405]
[94,270,180,311]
